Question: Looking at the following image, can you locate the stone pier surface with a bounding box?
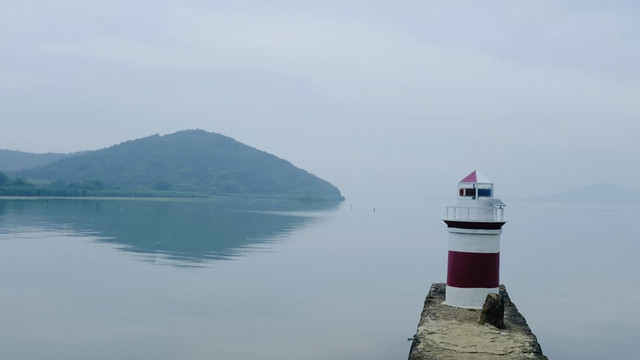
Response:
[408,283,547,360]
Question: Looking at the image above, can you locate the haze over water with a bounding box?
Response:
[0,197,637,359]
[3,2,638,358]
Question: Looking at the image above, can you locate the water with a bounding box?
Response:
[0,197,637,359]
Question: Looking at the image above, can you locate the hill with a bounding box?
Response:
[529,183,640,204]
[12,130,343,200]
[0,150,70,171]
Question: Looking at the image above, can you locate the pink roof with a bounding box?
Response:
[460,170,491,183]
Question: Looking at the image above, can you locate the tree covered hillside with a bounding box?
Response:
[0,150,70,171]
[14,130,343,200]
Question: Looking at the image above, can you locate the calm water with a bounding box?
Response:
[0,197,637,359]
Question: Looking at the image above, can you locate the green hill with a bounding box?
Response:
[12,130,343,200]
[0,150,70,171]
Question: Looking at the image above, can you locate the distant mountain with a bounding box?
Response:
[530,183,640,204]
[13,130,343,200]
[0,150,70,171]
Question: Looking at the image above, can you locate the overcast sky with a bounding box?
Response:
[1,1,639,200]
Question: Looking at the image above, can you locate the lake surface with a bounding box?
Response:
[0,197,637,359]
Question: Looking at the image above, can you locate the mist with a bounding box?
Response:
[2,1,639,200]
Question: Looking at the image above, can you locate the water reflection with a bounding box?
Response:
[0,198,340,266]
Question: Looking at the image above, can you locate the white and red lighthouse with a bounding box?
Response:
[443,170,506,309]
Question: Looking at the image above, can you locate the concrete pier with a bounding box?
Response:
[408,283,547,360]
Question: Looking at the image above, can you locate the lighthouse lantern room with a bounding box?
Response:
[443,170,507,309]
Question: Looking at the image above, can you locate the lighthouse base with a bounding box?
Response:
[445,286,499,309]
[408,283,547,360]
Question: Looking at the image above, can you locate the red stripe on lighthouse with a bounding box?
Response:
[447,251,499,288]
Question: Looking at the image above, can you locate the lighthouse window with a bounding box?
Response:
[459,187,492,198]
[459,188,476,197]
[478,188,492,197]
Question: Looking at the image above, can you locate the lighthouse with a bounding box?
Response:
[409,172,546,358]
[443,170,506,309]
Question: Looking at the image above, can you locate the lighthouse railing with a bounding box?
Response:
[445,205,504,222]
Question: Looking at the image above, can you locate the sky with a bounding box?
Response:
[1,1,639,201]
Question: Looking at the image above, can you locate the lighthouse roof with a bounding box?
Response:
[460,170,491,184]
